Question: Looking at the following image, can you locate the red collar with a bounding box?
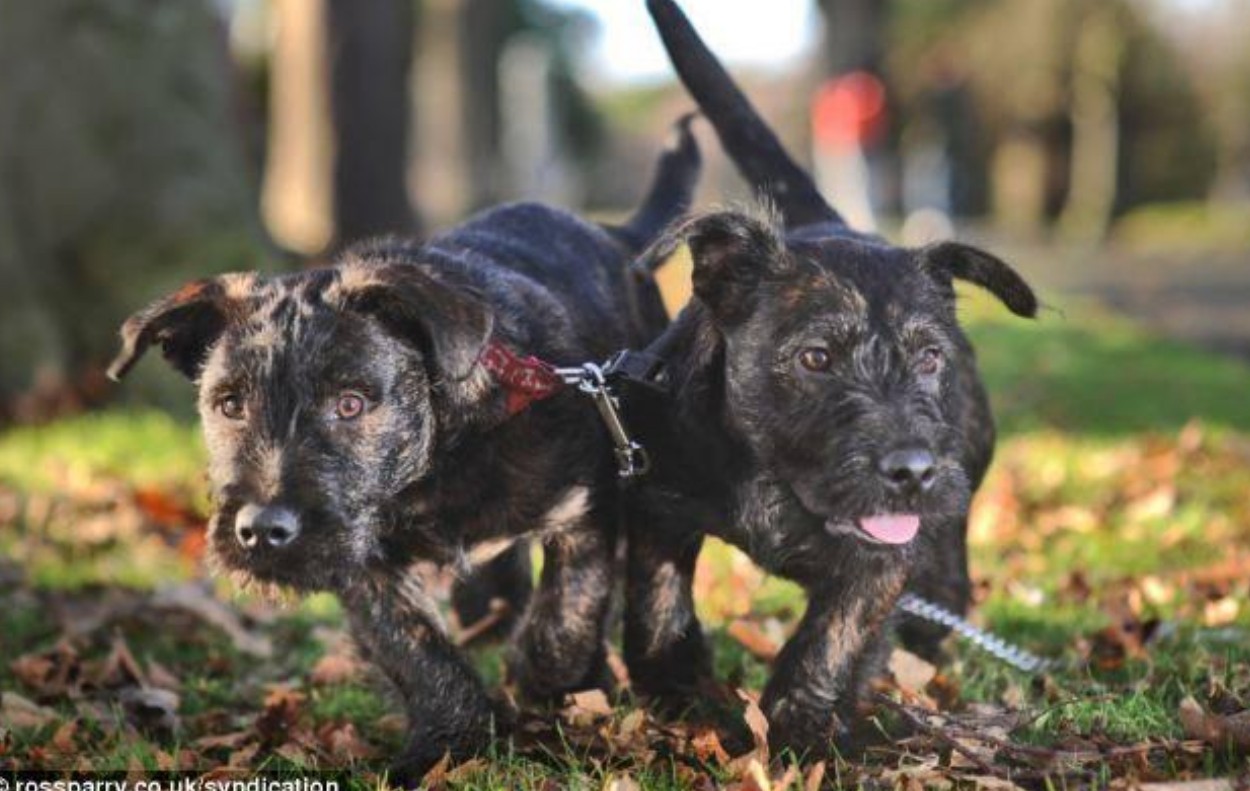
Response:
[478,342,568,416]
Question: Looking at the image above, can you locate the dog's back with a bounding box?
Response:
[421,114,701,357]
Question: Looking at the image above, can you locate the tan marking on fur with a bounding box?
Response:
[465,536,518,567]
[825,599,866,669]
[221,272,259,302]
[540,486,590,534]
[395,571,446,636]
[172,280,210,304]
[825,571,908,668]
[780,275,826,310]
[241,321,284,351]
[646,560,691,657]
[842,282,869,315]
[323,262,386,305]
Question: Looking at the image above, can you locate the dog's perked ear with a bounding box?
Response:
[672,211,787,324]
[919,242,1038,318]
[331,263,494,382]
[108,274,254,381]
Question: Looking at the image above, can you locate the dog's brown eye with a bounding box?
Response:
[916,346,943,376]
[798,347,832,373]
[335,391,367,421]
[217,394,246,420]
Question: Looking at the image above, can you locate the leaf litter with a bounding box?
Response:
[2,422,1250,787]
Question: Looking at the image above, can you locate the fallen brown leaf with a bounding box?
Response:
[803,761,826,791]
[309,653,363,686]
[317,721,379,761]
[49,719,78,754]
[146,660,182,691]
[563,689,613,728]
[1137,780,1236,791]
[1179,696,1250,751]
[888,648,937,697]
[256,686,306,743]
[602,775,642,791]
[10,641,80,698]
[96,634,148,688]
[691,727,731,766]
[193,730,253,751]
[734,688,770,768]
[0,692,59,730]
[728,619,780,662]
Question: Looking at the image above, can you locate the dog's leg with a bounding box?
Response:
[899,513,971,660]
[342,570,497,786]
[508,493,616,701]
[762,556,908,758]
[452,540,532,641]
[622,509,709,707]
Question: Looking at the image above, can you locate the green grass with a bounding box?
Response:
[0,409,205,492]
[962,289,1250,435]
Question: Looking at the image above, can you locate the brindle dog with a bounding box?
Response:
[619,0,1039,757]
[108,120,700,783]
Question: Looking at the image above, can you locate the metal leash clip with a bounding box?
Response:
[555,362,651,479]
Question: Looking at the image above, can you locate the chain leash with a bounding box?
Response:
[897,592,1059,673]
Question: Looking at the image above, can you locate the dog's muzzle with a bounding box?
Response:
[877,446,937,496]
[234,504,301,550]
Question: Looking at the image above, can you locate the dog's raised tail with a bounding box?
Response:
[646,0,843,229]
[618,112,702,251]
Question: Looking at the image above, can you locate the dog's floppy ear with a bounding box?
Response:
[331,263,493,382]
[667,210,786,324]
[108,274,253,381]
[920,242,1038,318]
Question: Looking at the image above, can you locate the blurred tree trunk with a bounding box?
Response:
[327,0,418,245]
[459,0,515,211]
[263,0,418,253]
[0,0,267,421]
[1058,3,1124,241]
[413,0,470,229]
[817,0,887,76]
[262,0,335,254]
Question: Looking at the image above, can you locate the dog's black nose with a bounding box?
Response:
[234,505,300,550]
[878,447,937,494]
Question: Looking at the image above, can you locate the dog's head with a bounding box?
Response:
[671,209,1036,549]
[109,245,493,591]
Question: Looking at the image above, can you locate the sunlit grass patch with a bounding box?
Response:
[960,288,1250,435]
[0,409,205,492]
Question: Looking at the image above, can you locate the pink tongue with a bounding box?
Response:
[858,514,920,544]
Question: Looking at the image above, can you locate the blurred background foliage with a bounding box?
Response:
[1,0,1249,422]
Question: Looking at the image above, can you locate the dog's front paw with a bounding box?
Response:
[506,641,613,704]
[763,697,849,761]
[386,713,499,789]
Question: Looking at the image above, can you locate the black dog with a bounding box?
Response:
[619,0,1038,757]
[108,120,699,782]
